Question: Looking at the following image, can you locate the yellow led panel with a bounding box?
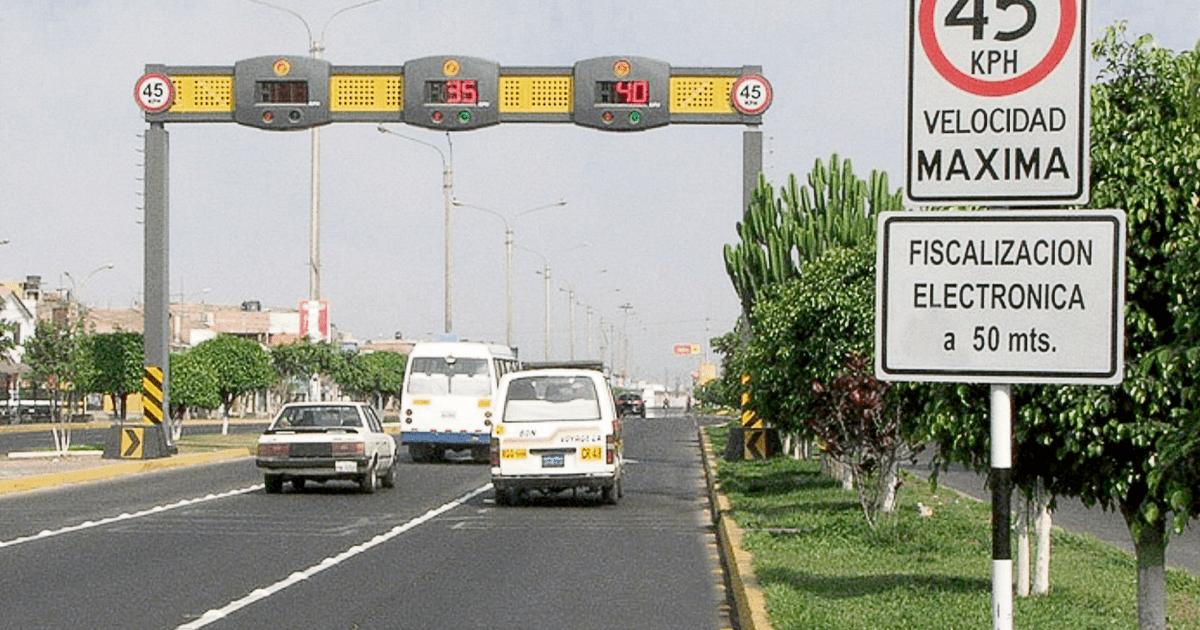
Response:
[669,76,738,114]
[170,75,233,113]
[330,75,403,112]
[499,75,573,113]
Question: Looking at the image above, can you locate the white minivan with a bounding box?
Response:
[490,368,624,505]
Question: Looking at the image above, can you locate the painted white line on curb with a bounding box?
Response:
[174,483,493,630]
[0,485,263,549]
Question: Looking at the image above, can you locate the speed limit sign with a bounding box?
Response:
[731,74,772,115]
[906,0,1088,205]
[134,73,175,114]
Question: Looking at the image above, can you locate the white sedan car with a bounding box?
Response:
[256,402,397,494]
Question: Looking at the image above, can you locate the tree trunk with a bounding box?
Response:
[1033,487,1051,595]
[1016,496,1031,597]
[1126,509,1168,630]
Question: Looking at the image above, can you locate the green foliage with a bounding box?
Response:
[743,247,877,435]
[82,332,142,419]
[723,155,902,317]
[0,319,18,359]
[926,24,1200,546]
[169,350,220,418]
[271,340,343,380]
[22,316,87,420]
[189,334,274,416]
[335,351,406,407]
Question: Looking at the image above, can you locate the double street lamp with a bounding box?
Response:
[248,0,383,305]
[451,199,566,348]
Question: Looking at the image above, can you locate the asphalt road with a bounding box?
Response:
[0,415,728,630]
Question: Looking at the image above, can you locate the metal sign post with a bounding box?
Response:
[898,3,1097,629]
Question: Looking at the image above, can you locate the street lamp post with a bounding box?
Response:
[64,262,115,313]
[619,302,633,385]
[452,199,566,347]
[377,125,455,333]
[248,0,382,305]
[559,284,577,360]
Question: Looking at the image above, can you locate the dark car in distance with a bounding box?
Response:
[616,392,645,417]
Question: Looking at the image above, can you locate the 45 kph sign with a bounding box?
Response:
[875,209,1125,384]
[907,0,1088,205]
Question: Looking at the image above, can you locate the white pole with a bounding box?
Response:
[991,383,1014,630]
[504,228,514,347]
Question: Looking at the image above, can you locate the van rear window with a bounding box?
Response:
[503,376,601,422]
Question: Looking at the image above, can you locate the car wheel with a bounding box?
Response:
[291,478,307,492]
[617,475,624,498]
[381,460,397,488]
[495,487,512,506]
[602,483,618,505]
[360,470,378,494]
[264,474,284,494]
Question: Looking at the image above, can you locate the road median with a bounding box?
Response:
[700,425,774,630]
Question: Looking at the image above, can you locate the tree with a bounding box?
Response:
[168,350,220,440]
[721,155,904,430]
[925,25,1200,630]
[83,332,142,420]
[270,340,343,404]
[747,247,924,524]
[335,351,406,408]
[22,316,87,452]
[190,335,274,435]
[0,319,18,360]
[723,155,902,318]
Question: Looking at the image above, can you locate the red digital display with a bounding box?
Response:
[256,80,309,104]
[595,80,649,105]
[424,80,479,104]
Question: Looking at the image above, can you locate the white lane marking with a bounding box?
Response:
[0,485,263,550]
[175,483,492,630]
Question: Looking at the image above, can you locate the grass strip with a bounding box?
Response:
[707,423,1200,630]
[175,432,259,453]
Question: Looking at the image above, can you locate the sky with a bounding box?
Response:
[1,1,1197,388]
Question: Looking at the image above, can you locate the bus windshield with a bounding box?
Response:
[406,357,492,396]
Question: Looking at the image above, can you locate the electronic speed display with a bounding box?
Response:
[573,56,669,131]
[404,56,499,130]
[233,56,331,130]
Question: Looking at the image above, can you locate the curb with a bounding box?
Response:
[699,426,774,630]
[0,448,252,496]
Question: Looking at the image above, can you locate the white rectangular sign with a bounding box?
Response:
[906,0,1089,205]
[875,209,1124,384]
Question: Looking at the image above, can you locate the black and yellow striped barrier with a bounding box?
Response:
[741,374,766,460]
[143,366,164,425]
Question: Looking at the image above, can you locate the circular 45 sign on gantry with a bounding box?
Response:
[907,0,1089,205]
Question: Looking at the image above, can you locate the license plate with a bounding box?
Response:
[581,446,602,460]
[502,448,527,459]
[542,454,565,468]
[335,460,358,473]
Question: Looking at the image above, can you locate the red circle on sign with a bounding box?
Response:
[919,0,1076,97]
[134,73,175,114]
[731,74,773,115]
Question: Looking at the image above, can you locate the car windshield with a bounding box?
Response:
[406,357,491,396]
[272,405,362,429]
[503,376,601,422]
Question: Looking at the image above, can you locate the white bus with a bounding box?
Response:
[399,341,520,462]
